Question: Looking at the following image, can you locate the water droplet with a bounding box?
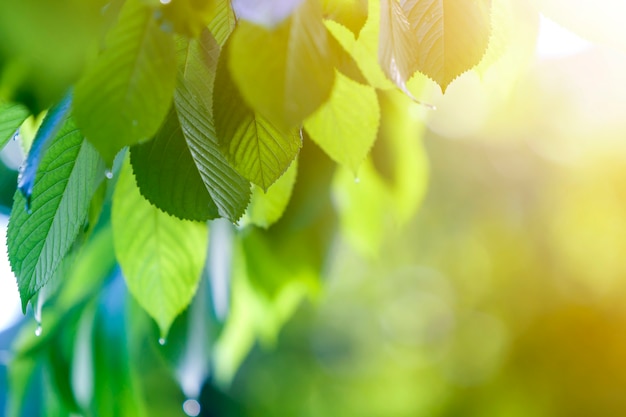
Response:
[35,325,42,337]
[105,169,113,179]
[159,338,166,346]
[182,399,201,417]
[12,129,19,141]
[354,177,361,184]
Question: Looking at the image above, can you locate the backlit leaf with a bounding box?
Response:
[7,119,104,309]
[175,61,251,222]
[206,0,237,45]
[214,45,301,190]
[244,158,299,229]
[130,109,219,221]
[304,71,380,173]
[322,0,368,36]
[112,159,209,337]
[229,0,336,131]
[74,0,177,163]
[381,0,492,92]
[0,102,29,150]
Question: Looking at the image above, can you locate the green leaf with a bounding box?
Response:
[380,0,493,93]
[112,159,209,337]
[214,44,301,191]
[0,102,29,149]
[7,119,104,310]
[304,71,380,173]
[74,0,177,163]
[229,0,336,131]
[130,109,219,221]
[175,41,251,222]
[244,158,299,229]
[176,31,220,115]
[206,0,237,45]
[322,0,368,36]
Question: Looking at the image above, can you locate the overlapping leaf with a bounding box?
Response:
[112,160,209,337]
[176,37,251,222]
[244,158,299,229]
[7,119,104,309]
[214,44,301,191]
[130,109,219,221]
[322,0,368,36]
[229,0,336,131]
[379,0,492,92]
[206,0,237,45]
[304,71,380,173]
[0,102,29,149]
[74,0,177,163]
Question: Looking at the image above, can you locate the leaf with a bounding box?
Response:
[74,0,177,163]
[176,31,220,115]
[0,102,29,150]
[175,57,251,222]
[378,0,418,90]
[322,0,368,36]
[206,0,237,45]
[214,44,301,190]
[112,159,209,337]
[232,0,306,28]
[229,0,336,130]
[17,91,73,206]
[244,158,299,229]
[130,109,219,221]
[7,119,104,310]
[160,0,215,37]
[380,0,493,93]
[327,28,368,84]
[304,71,380,173]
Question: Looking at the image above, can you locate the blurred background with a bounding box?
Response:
[4,0,626,415]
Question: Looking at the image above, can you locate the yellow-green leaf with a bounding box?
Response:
[229,0,335,131]
[304,71,380,173]
[243,158,299,229]
[112,159,208,337]
[380,0,492,93]
[214,44,301,190]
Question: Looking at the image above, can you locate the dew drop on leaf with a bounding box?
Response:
[354,177,361,184]
[158,337,166,345]
[35,325,42,337]
[105,169,113,179]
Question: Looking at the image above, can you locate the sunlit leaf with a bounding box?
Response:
[322,0,368,36]
[174,38,250,221]
[7,119,104,310]
[214,45,301,190]
[244,158,299,229]
[305,71,379,173]
[161,0,214,37]
[378,0,416,90]
[232,0,306,28]
[0,102,29,150]
[229,0,336,130]
[112,160,209,336]
[74,0,177,163]
[130,109,219,221]
[206,0,237,45]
